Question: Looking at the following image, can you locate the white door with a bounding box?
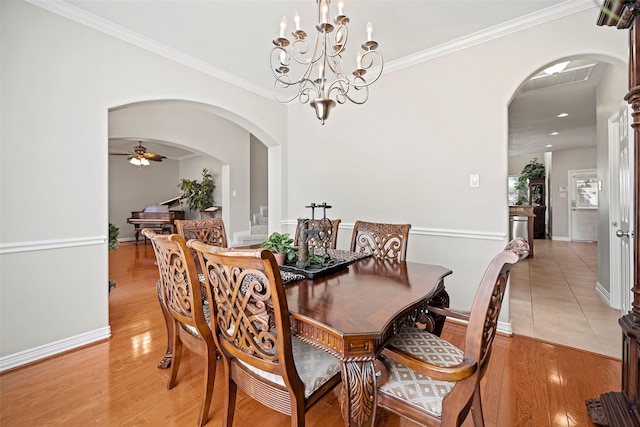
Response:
[609,104,634,312]
[570,170,598,242]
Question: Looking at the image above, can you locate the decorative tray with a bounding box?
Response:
[279,259,352,279]
[279,249,371,279]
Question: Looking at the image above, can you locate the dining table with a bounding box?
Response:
[284,255,452,427]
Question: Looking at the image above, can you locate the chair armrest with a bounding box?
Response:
[381,345,477,382]
[425,305,470,322]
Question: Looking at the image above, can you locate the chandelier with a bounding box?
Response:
[270,0,383,125]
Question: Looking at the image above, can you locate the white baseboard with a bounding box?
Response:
[595,281,611,305]
[0,327,111,372]
[551,236,571,241]
[443,315,513,336]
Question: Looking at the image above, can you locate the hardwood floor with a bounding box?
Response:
[0,242,622,426]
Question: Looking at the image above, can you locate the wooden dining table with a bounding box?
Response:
[284,256,452,427]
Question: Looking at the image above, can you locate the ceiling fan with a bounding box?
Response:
[110,142,166,166]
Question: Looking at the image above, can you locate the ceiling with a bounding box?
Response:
[48,0,604,158]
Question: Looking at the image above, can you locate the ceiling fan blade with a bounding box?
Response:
[143,153,167,161]
[109,153,133,156]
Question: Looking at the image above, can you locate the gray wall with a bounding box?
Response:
[549,147,597,239]
[250,135,269,219]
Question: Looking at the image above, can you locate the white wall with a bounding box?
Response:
[286,8,626,317]
[0,0,285,366]
[509,153,546,176]
[0,1,628,368]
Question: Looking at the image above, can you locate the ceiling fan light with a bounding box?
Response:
[141,158,150,166]
[130,157,141,166]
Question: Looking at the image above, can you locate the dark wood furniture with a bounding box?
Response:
[145,232,217,427]
[282,255,452,426]
[175,218,228,248]
[294,218,341,250]
[586,2,640,426]
[190,244,343,427]
[146,218,229,370]
[128,209,185,243]
[529,177,546,239]
[350,220,411,261]
[374,238,529,427]
[508,205,535,257]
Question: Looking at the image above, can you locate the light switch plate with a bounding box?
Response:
[470,174,479,188]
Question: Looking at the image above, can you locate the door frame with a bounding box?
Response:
[609,104,634,311]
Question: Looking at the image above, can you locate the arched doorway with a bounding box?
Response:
[507,55,627,357]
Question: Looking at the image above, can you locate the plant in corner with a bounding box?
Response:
[515,158,545,204]
[178,168,216,215]
[108,223,119,293]
[261,232,296,263]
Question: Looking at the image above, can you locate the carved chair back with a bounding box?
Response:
[189,242,341,425]
[350,220,411,261]
[144,230,217,427]
[378,238,529,426]
[294,218,341,250]
[175,218,228,247]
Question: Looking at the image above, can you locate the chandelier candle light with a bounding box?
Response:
[270,0,383,124]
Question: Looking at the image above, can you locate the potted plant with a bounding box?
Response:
[261,232,296,265]
[108,223,119,293]
[515,158,545,204]
[178,168,216,216]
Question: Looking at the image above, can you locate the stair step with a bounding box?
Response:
[251,224,268,235]
[237,234,267,246]
[253,214,268,225]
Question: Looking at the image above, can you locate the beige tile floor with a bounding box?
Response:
[510,239,622,359]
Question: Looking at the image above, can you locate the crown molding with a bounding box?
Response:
[385,0,597,73]
[25,0,273,99]
[27,0,596,97]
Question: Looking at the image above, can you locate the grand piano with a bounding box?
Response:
[127,196,185,243]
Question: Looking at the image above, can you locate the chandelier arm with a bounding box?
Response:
[270,1,382,124]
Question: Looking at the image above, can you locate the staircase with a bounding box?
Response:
[235,205,269,246]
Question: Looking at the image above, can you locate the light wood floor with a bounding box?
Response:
[0,242,622,426]
[510,239,622,358]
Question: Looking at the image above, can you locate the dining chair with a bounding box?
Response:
[350,220,411,261]
[294,218,341,251]
[175,217,228,247]
[189,241,343,427]
[374,238,530,427]
[143,230,218,427]
[155,218,226,369]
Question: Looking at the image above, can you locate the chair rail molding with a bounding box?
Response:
[282,220,505,241]
[0,236,106,255]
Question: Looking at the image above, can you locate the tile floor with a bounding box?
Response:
[509,239,622,359]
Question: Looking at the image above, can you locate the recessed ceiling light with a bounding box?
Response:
[543,61,570,75]
[550,132,559,136]
[556,113,569,118]
[546,144,553,148]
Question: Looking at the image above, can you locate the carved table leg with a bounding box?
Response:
[156,280,173,369]
[420,287,450,336]
[339,359,377,427]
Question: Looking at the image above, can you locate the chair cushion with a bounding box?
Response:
[182,302,211,337]
[378,326,463,417]
[238,338,341,398]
